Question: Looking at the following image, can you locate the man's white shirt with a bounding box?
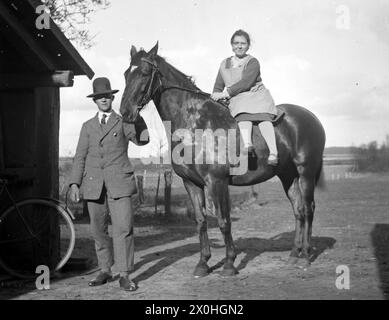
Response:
[98,111,112,124]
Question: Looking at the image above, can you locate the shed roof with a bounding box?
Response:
[0,0,94,79]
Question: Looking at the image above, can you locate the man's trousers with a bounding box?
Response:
[87,186,134,274]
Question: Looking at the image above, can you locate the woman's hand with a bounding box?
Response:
[210,91,230,101]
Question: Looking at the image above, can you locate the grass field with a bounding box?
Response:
[59,156,359,220]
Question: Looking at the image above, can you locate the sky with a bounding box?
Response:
[59,0,389,156]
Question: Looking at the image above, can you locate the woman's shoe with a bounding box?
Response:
[267,154,278,166]
[247,145,256,158]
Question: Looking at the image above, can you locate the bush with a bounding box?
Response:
[59,158,73,201]
[352,138,389,172]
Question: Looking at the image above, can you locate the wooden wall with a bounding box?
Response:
[0,85,60,269]
[0,88,35,202]
[0,87,59,200]
[34,87,60,200]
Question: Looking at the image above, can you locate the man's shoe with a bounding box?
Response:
[267,154,279,166]
[119,277,138,291]
[88,272,113,287]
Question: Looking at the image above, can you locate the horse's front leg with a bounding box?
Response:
[205,179,238,276]
[183,179,211,277]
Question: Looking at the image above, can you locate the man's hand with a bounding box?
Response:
[69,184,81,203]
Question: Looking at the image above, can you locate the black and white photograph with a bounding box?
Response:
[0,0,388,306]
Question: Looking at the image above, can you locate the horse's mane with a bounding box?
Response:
[155,55,203,92]
[134,49,212,99]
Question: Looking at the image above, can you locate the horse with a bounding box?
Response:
[120,43,326,277]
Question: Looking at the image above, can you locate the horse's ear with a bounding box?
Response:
[148,41,159,57]
[130,45,137,58]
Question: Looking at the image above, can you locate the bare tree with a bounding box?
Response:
[42,0,110,49]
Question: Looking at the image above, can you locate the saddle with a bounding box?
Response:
[270,109,285,124]
[218,99,285,126]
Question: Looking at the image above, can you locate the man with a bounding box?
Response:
[69,77,138,291]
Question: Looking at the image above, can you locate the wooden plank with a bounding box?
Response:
[0,168,35,181]
[34,87,60,267]
[0,89,35,170]
[0,71,74,89]
[0,1,56,71]
[34,87,59,198]
[164,170,172,216]
[49,86,60,267]
[0,112,4,171]
[136,175,145,204]
[155,171,161,215]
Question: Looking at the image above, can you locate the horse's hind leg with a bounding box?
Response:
[298,173,316,264]
[183,179,211,277]
[279,173,304,264]
[205,178,238,276]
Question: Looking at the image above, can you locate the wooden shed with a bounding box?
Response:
[0,0,94,272]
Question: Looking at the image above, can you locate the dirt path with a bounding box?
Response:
[1,173,388,300]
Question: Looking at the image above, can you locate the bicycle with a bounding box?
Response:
[0,176,76,279]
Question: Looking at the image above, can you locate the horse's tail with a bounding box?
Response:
[315,158,326,190]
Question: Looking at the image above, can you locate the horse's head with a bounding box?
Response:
[120,42,160,123]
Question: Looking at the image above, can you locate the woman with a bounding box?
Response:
[211,29,278,166]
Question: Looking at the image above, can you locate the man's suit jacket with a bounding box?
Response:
[69,110,138,200]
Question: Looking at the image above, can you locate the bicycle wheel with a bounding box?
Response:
[0,199,75,279]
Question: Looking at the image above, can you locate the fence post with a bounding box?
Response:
[164,170,172,216]
[136,174,144,204]
[155,170,161,215]
[82,200,89,220]
[250,184,260,201]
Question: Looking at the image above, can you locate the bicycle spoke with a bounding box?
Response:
[0,200,75,279]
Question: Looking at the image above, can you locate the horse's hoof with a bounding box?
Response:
[287,256,299,265]
[295,259,311,269]
[220,266,238,277]
[193,264,210,278]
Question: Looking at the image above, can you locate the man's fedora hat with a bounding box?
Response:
[87,77,119,98]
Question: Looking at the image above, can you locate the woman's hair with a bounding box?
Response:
[230,29,251,46]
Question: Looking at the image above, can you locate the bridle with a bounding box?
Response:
[136,57,209,110]
[138,57,163,108]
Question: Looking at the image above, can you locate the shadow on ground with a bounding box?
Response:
[234,232,336,271]
[0,218,336,299]
[370,224,389,300]
[132,231,336,284]
[0,213,238,299]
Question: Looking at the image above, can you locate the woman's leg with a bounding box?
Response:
[237,121,253,149]
[258,121,278,164]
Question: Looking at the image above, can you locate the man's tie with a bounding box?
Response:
[101,114,107,125]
